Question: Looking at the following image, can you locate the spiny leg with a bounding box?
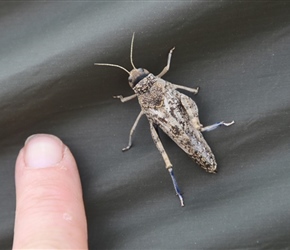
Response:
[149,122,184,206]
[201,121,235,132]
[122,111,144,151]
[113,93,137,103]
[157,47,175,78]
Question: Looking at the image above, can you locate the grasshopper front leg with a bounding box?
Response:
[157,47,175,78]
[149,122,184,206]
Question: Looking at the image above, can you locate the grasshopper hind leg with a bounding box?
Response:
[179,94,235,132]
[168,168,184,207]
[150,122,184,206]
[201,121,235,132]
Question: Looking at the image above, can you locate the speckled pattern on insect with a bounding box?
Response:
[95,33,234,207]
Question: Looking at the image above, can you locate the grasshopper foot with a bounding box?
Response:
[223,121,235,126]
[113,95,123,100]
[122,145,132,152]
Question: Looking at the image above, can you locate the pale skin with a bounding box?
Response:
[13,134,88,249]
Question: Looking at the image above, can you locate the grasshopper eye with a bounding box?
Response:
[128,77,133,83]
[139,68,145,73]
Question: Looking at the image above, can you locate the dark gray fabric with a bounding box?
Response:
[1,2,290,249]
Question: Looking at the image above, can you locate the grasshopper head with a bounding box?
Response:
[128,68,150,88]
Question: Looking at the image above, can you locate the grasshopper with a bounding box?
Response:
[95,33,234,206]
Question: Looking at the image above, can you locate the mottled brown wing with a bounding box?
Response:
[142,81,217,172]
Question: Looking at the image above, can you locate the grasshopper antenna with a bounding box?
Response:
[130,32,137,69]
[94,62,130,75]
[94,33,138,74]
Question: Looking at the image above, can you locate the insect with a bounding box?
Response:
[95,33,234,206]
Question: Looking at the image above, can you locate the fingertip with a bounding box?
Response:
[13,134,88,249]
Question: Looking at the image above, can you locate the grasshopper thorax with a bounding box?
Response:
[128,68,150,88]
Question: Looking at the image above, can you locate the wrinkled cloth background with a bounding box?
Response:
[1,2,290,249]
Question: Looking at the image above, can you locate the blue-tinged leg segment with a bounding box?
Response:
[201,120,235,132]
[168,168,184,207]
